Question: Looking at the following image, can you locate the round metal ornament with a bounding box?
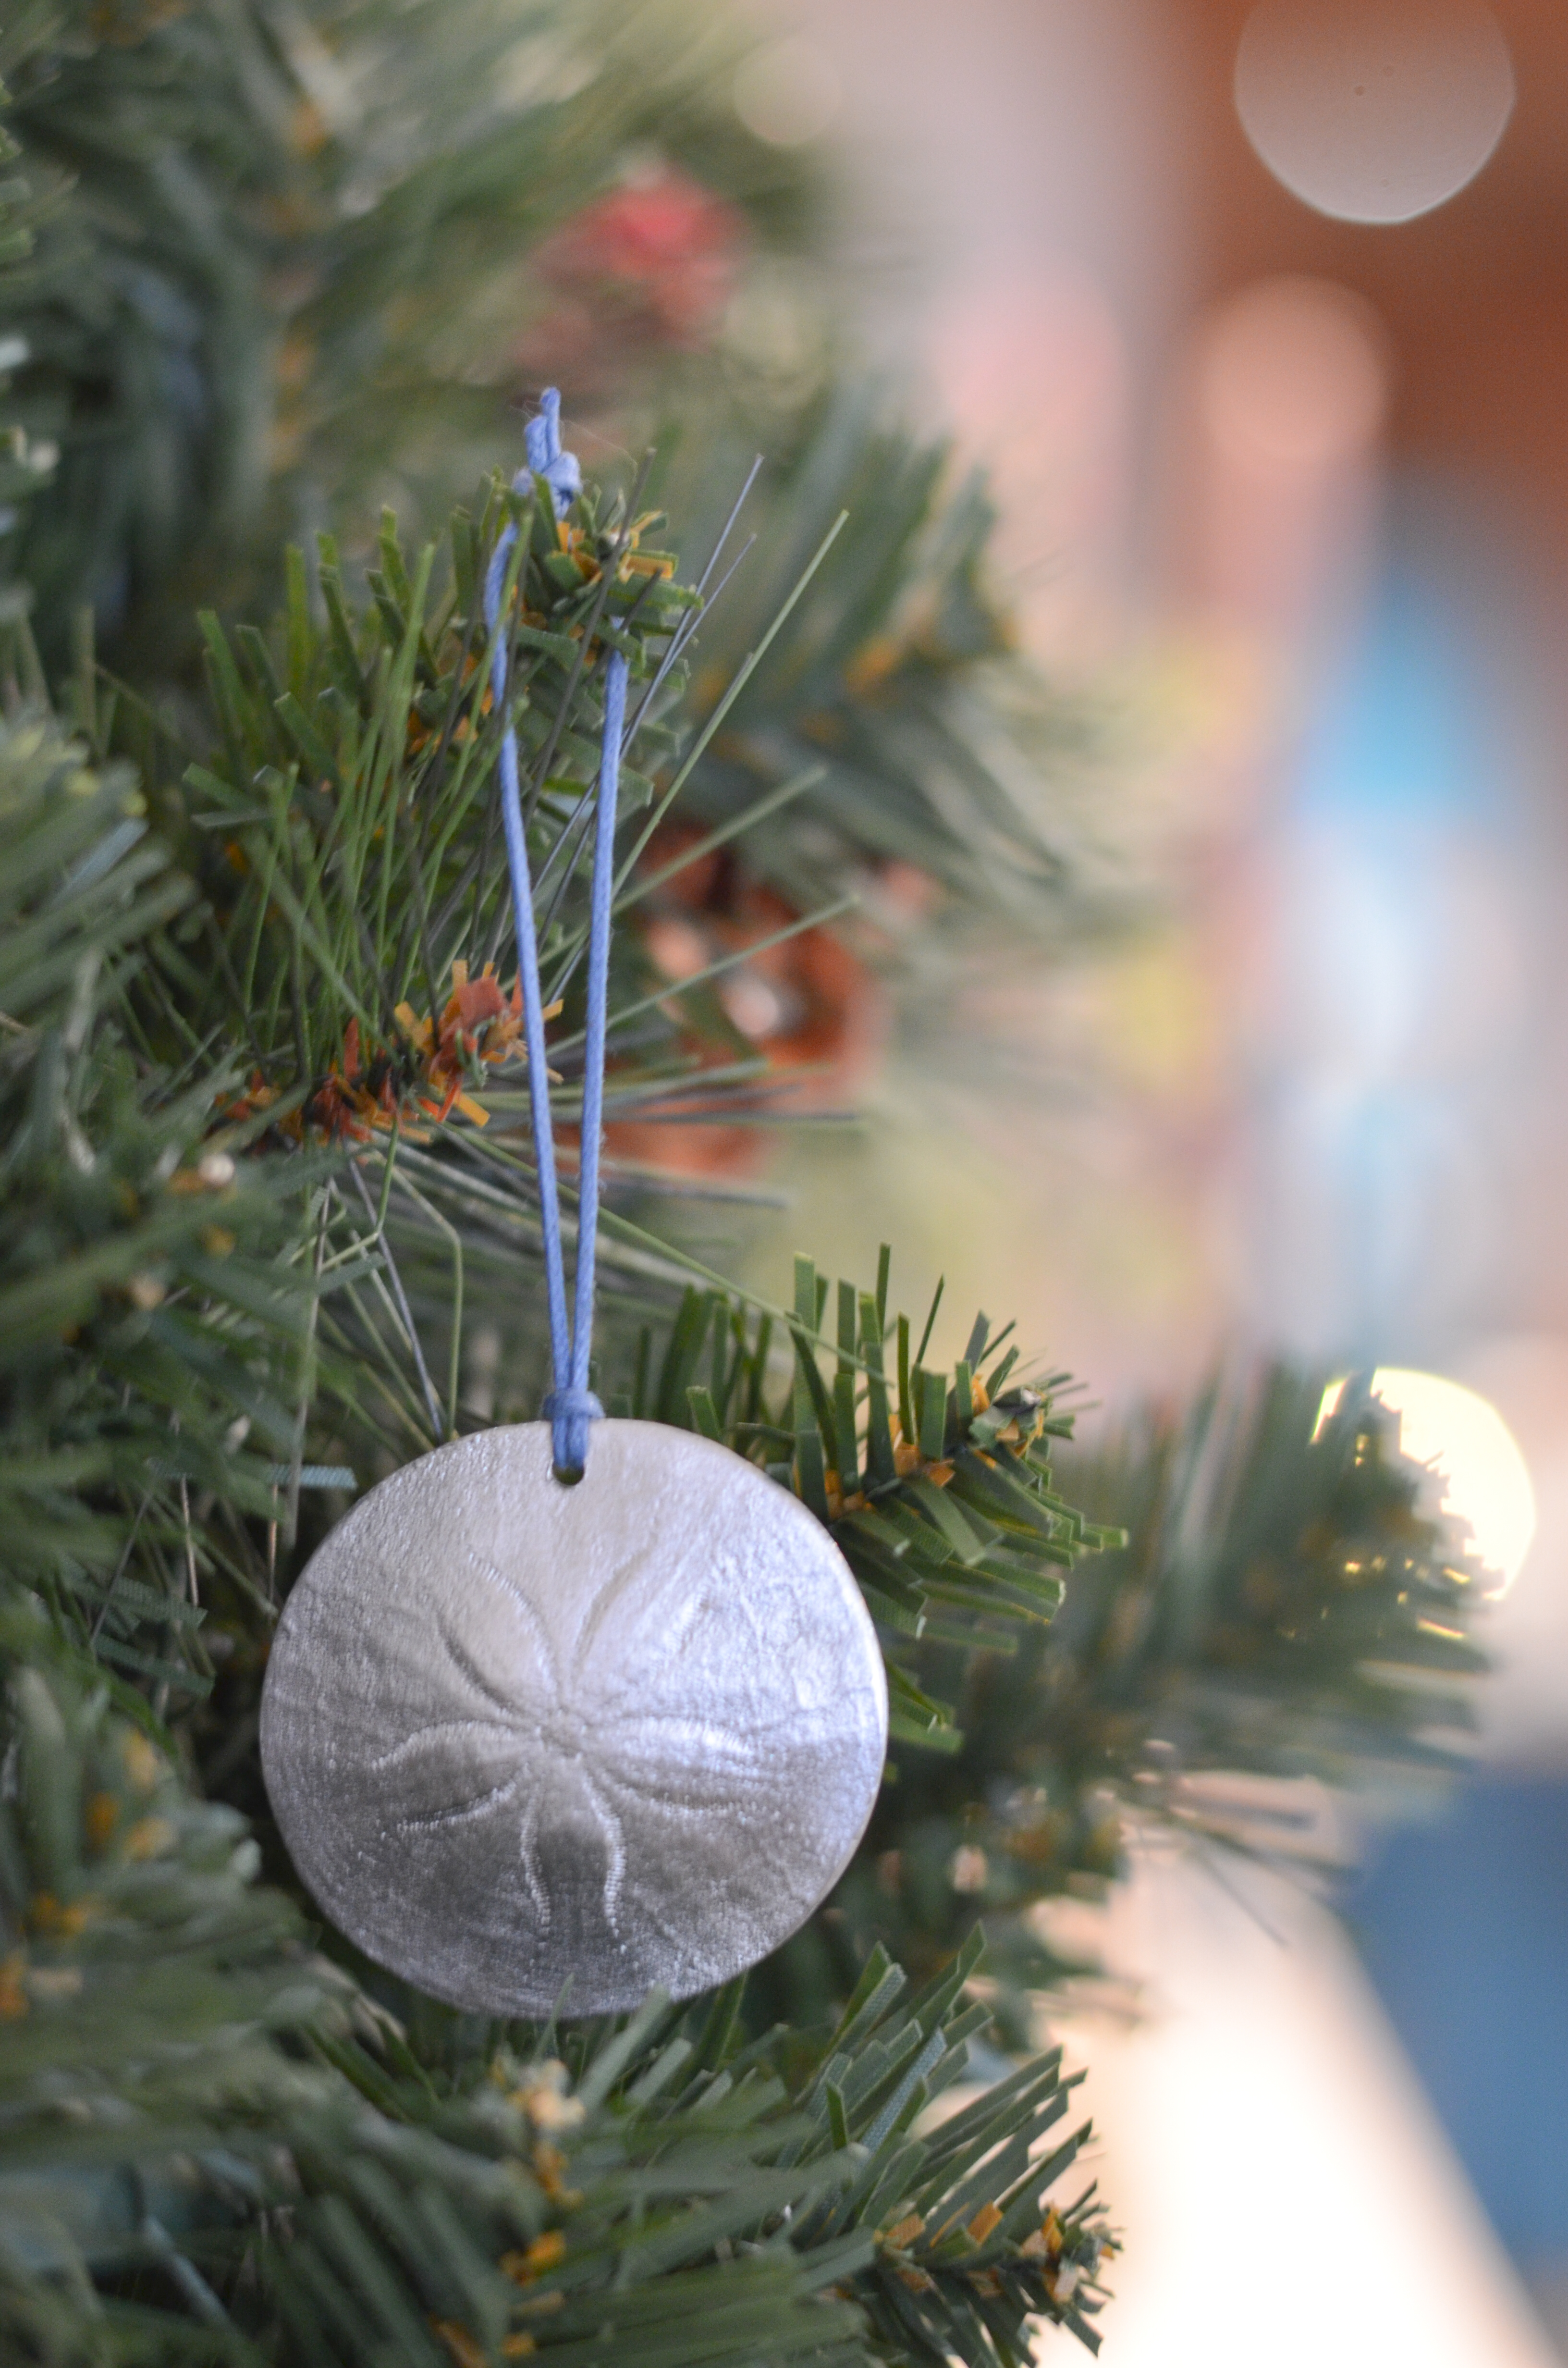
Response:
[260,1419,888,2016]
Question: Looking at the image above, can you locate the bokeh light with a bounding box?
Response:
[1194,277,1389,471]
[1235,0,1515,225]
[733,37,841,148]
[1317,1367,1537,1594]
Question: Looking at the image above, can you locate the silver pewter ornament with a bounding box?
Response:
[260,1418,888,2015]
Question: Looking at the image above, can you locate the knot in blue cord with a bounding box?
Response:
[541,1387,604,1477]
[525,386,582,518]
[489,391,626,1481]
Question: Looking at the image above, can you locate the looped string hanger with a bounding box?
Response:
[484,390,624,1482]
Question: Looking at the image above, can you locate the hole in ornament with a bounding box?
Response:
[552,1461,586,1487]
[1234,0,1514,224]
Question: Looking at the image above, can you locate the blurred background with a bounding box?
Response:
[726,0,1568,2358]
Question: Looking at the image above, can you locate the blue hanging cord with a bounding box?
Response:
[483,390,621,1479]
[524,385,582,516]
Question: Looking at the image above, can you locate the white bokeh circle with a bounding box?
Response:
[1317,1369,1536,1595]
[1235,0,1514,225]
[733,37,841,149]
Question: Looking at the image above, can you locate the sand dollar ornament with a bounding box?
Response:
[262,1421,886,2013]
[261,396,888,2014]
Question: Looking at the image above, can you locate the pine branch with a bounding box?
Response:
[1,692,1489,2059]
[0,694,1119,2367]
[0,97,53,699]
[2,11,1104,950]
[648,387,1106,940]
[0,1623,1111,2368]
[0,329,1494,2365]
[157,482,698,1122]
[758,1365,1493,2037]
[616,1257,1121,1753]
[0,707,333,1718]
[0,0,816,669]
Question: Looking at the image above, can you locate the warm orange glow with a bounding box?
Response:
[1195,279,1389,471]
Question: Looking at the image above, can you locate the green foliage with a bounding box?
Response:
[1,5,1097,950]
[0,679,1488,2356]
[760,1368,1491,2035]
[0,101,1494,2344]
[0,86,54,670]
[0,461,1113,1855]
[609,1271,1488,2043]
[157,478,700,1109]
[101,479,870,1533]
[652,392,1096,937]
[0,708,324,1717]
[769,1931,1111,2362]
[0,1631,1110,2367]
[623,1257,1122,1753]
[0,517,1125,2368]
[0,1607,345,2366]
[1070,1369,1487,1784]
[0,0,815,664]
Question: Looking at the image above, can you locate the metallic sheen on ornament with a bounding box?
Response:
[260,1420,888,2015]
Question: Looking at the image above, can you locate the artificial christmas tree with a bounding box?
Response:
[0,9,1495,2364]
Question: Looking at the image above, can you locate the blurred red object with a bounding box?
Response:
[518,171,746,379]
[610,824,887,1178]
